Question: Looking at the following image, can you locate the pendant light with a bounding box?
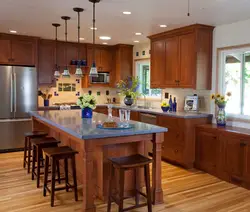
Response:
[89,0,100,78]
[52,23,61,78]
[73,7,84,78]
[61,16,71,78]
[187,0,190,16]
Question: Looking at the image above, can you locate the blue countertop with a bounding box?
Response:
[30,110,168,140]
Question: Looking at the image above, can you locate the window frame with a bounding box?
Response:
[218,45,250,120]
[134,59,161,99]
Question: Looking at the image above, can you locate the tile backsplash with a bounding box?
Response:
[38,76,120,106]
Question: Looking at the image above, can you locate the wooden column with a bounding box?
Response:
[152,133,164,204]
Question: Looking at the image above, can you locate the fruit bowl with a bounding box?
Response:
[161,106,170,112]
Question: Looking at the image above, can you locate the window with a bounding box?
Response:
[220,48,250,117]
[135,60,161,97]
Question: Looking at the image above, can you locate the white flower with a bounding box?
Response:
[76,94,97,109]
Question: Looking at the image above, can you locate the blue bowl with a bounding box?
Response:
[161,106,170,112]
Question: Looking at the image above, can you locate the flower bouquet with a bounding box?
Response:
[211,92,232,126]
[117,76,141,106]
[77,94,97,118]
[38,90,52,106]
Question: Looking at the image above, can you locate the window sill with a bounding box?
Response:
[137,96,161,101]
[227,114,250,123]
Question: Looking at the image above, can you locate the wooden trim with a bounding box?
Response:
[134,58,150,62]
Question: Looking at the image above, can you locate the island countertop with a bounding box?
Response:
[29,110,168,140]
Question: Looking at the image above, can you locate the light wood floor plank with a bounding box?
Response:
[1,152,250,212]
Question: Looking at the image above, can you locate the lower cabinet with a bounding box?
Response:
[196,125,250,190]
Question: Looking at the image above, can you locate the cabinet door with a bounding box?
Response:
[100,49,112,72]
[57,42,66,69]
[87,47,102,69]
[11,39,36,66]
[165,37,179,87]
[0,39,11,64]
[150,40,165,88]
[243,141,250,184]
[130,111,139,121]
[179,33,196,88]
[196,130,218,174]
[38,40,55,85]
[221,135,244,178]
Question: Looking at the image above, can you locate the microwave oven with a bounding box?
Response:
[90,72,110,84]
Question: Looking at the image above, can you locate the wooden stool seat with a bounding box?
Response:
[31,137,61,188]
[23,131,48,173]
[43,146,78,207]
[109,154,152,169]
[107,154,153,212]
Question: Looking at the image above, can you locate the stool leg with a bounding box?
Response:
[36,146,41,188]
[23,137,27,168]
[135,168,140,206]
[27,138,31,173]
[31,145,36,180]
[43,155,49,197]
[56,160,61,184]
[64,158,69,192]
[118,169,125,212]
[107,163,115,212]
[51,157,56,207]
[144,164,152,212]
[71,155,78,201]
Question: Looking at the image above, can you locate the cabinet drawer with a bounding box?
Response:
[163,144,183,163]
[157,115,182,129]
[164,128,184,146]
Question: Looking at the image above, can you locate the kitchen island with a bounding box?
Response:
[29,110,168,212]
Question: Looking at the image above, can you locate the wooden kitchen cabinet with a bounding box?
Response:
[0,33,37,66]
[38,39,55,85]
[195,130,219,175]
[148,24,214,89]
[157,115,211,168]
[196,125,250,190]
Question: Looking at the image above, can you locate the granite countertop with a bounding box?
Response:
[29,110,168,140]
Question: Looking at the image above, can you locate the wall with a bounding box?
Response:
[38,76,120,106]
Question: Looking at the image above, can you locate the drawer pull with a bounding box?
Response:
[240,142,247,147]
[175,149,179,153]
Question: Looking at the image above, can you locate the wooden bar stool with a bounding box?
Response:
[23,131,48,173]
[31,137,61,188]
[107,154,152,212]
[43,146,78,207]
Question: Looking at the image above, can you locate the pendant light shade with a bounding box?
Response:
[61,16,71,78]
[52,23,61,78]
[89,0,100,78]
[73,7,84,78]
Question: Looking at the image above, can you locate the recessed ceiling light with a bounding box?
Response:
[103,42,108,45]
[135,32,142,35]
[159,25,167,28]
[80,37,85,40]
[123,11,131,15]
[134,40,139,43]
[99,36,111,40]
[90,27,97,30]
[9,30,17,33]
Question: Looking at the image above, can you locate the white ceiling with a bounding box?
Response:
[0,0,250,45]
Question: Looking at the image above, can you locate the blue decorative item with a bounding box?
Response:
[216,105,226,127]
[124,96,134,106]
[81,60,87,66]
[44,99,49,107]
[81,107,93,118]
[161,106,170,112]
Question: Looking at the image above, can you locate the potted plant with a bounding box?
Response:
[77,94,97,118]
[161,101,170,112]
[211,92,232,127]
[38,90,52,107]
[117,76,140,106]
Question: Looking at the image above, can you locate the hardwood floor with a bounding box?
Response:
[1,152,250,212]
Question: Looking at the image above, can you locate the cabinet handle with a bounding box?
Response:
[240,142,247,147]
[162,145,165,149]
[175,149,179,153]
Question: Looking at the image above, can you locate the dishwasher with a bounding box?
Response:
[140,113,157,154]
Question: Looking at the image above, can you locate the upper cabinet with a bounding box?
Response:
[148,24,214,90]
[0,33,37,66]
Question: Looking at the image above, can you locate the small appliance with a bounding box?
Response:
[184,95,199,111]
[90,72,110,84]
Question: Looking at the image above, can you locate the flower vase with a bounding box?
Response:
[81,107,93,118]
[124,96,134,106]
[44,99,49,107]
[216,105,226,127]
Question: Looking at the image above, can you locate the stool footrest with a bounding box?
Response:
[45,182,75,193]
[123,203,148,212]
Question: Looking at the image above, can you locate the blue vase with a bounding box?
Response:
[216,105,226,127]
[81,107,93,118]
[44,99,49,107]
[124,96,134,106]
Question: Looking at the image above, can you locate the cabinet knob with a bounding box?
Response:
[240,142,247,147]
[175,149,179,153]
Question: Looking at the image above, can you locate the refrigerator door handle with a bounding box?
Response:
[10,72,13,113]
[14,72,17,112]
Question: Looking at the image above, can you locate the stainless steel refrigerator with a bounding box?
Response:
[0,66,37,152]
